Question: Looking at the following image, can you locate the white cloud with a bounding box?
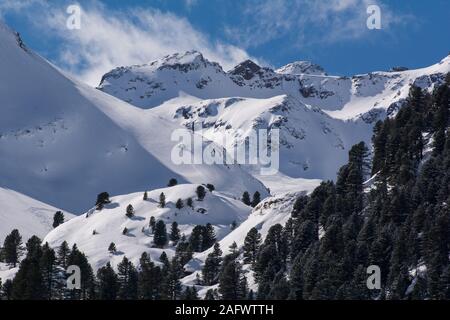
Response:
[6,1,251,86]
[225,0,412,48]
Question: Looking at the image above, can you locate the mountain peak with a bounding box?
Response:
[276,61,326,76]
[228,59,262,80]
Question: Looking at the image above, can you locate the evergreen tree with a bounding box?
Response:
[206,184,215,192]
[251,191,261,207]
[186,198,194,208]
[243,227,261,265]
[242,191,251,206]
[138,252,161,300]
[97,262,119,300]
[175,198,184,210]
[143,191,148,201]
[96,192,110,210]
[159,193,166,208]
[57,241,70,270]
[52,211,65,228]
[149,216,156,233]
[154,220,168,248]
[108,242,117,254]
[168,178,178,187]
[170,222,181,244]
[196,186,206,201]
[202,223,216,250]
[189,225,204,252]
[117,256,138,300]
[126,204,135,218]
[202,243,222,285]
[1,229,23,267]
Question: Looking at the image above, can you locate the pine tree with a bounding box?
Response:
[1,229,24,267]
[117,256,138,300]
[159,193,166,208]
[143,191,148,201]
[138,252,161,300]
[243,227,261,265]
[202,223,216,250]
[175,198,184,210]
[126,204,135,218]
[149,216,156,233]
[108,242,117,254]
[218,254,245,299]
[97,262,119,300]
[186,198,194,208]
[170,222,181,244]
[122,227,128,235]
[96,192,110,210]
[189,225,204,252]
[251,191,261,207]
[154,220,168,248]
[66,244,96,300]
[11,236,44,300]
[167,257,184,300]
[196,185,206,201]
[206,184,215,192]
[202,243,223,285]
[40,243,58,300]
[57,241,70,270]
[52,211,65,228]
[168,178,178,187]
[242,191,251,206]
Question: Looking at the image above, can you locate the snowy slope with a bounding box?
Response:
[150,94,372,190]
[0,187,74,243]
[44,184,251,271]
[0,23,267,214]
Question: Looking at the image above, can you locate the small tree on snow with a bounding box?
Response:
[168,178,178,187]
[159,193,166,208]
[175,199,184,210]
[108,242,117,254]
[52,211,65,228]
[143,191,148,201]
[149,216,156,233]
[126,204,135,218]
[186,198,194,208]
[196,186,206,201]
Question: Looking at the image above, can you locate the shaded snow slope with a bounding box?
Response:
[0,24,266,214]
[0,187,74,243]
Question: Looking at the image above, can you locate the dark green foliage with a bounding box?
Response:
[154,220,168,248]
[168,178,178,187]
[96,192,110,210]
[52,211,65,228]
[196,185,206,201]
[1,229,23,267]
[169,222,181,244]
[159,193,166,208]
[242,191,251,206]
[251,191,261,207]
[243,227,261,265]
[125,204,134,218]
[117,256,138,300]
[97,262,119,300]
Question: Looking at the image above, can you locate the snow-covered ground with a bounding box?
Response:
[44,184,252,271]
[0,187,74,244]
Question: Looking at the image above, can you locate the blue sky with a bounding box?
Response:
[1,0,449,86]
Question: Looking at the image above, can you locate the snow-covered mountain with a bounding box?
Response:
[0,23,266,214]
[98,50,450,121]
[2,18,450,294]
